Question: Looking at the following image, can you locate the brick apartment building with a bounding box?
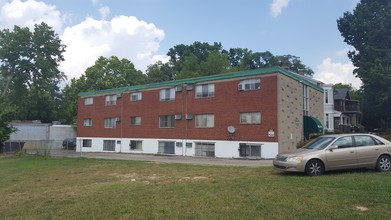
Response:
[77,67,324,159]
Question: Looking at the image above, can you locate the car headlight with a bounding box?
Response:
[286,156,303,162]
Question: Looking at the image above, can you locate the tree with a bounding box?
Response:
[337,0,391,129]
[0,23,66,122]
[146,61,174,83]
[62,56,146,123]
[0,98,16,152]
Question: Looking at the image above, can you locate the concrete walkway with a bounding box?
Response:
[50,149,273,167]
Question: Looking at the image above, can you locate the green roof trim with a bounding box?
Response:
[78,67,323,97]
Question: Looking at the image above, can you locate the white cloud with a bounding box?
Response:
[0,0,63,32]
[60,16,166,80]
[270,0,291,17]
[314,58,361,89]
[99,6,110,19]
[0,0,167,82]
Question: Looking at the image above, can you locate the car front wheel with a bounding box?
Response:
[305,159,324,176]
[376,155,391,172]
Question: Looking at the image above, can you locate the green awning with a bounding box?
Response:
[303,116,323,134]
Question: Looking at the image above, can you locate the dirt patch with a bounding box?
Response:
[355,206,369,212]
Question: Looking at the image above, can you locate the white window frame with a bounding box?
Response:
[130,92,142,101]
[238,78,261,91]
[196,84,215,98]
[83,118,92,126]
[195,114,214,128]
[160,88,175,101]
[105,95,117,106]
[159,115,175,128]
[84,97,93,105]
[129,140,143,151]
[240,112,261,124]
[82,139,92,148]
[130,116,141,126]
[104,117,117,128]
[103,140,116,151]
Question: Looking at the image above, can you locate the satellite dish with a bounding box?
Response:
[227,126,236,134]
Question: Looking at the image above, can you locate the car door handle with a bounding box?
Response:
[350,151,355,153]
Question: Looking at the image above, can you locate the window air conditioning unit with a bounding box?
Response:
[175,114,182,120]
[116,117,121,122]
[238,84,244,91]
[117,93,122,98]
[186,114,193,120]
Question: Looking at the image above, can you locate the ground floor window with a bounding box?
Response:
[158,141,175,154]
[130,140,142,150]
[103,140,116,151]
[195,142,215,157]
[239,143,262,157]
[82,139,92,147]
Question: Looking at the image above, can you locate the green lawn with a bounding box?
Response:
[1,156,391,219]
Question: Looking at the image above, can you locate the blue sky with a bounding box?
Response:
[0,0,362,88]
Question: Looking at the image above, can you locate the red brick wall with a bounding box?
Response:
[77,75,279,142]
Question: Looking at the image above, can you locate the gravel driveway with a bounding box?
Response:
[50,149,273,167]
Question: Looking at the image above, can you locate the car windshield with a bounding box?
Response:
[303,136,336,150]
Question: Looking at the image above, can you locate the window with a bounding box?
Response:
[325,113,329,129]
[303,85,309,116]
[334,136,353,149]
[103,140,115,151]
[324,89,329,104]
[240,112,261,124]
[159,115,175,128]
[130,92,142,101]
[158,141,175,154]
[84,97,93,105]
[195,143,215,157]
[105,118,117,128]
[84,118,92,126]
[105,95,117,106]
[354,135,376,147]
[129,140,143,150]
[130,116,141,126]
[82,139,92,148]
[160,88,175,101]
[239,143,262,157]
[195,114,214,128]
[238,78,260,91]
[196,84,215,98]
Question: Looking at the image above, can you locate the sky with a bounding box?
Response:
[0,0,362,89]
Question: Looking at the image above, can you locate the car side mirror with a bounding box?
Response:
[329,145,338,151]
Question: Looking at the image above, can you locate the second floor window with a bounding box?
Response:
[160,88,175,101]
[240,112,261,124]
[84,118,92,126]
[238,78,261,91]
[105,95,117,106]
[104,118,117,128]
[130,116,141,126]
[196,84,215,98]
[195,114,214,128]
[131,92,142,101]
[159,115,175,128]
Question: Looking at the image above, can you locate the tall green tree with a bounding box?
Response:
[0,23,66,122]
[337,0,391,129]
[146,61,174,83]
[62,56,146,124]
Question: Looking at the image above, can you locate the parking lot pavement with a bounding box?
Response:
[50,149,273,167]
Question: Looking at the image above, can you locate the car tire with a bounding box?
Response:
[305,159,324,176]
[376,155,391,172]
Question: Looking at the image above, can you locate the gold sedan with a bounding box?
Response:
[273,134,391,176]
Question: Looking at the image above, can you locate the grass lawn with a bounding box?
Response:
[1,156,391,219]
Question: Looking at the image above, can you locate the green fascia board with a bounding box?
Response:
[78,67,323,97]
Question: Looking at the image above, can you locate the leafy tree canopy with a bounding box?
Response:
[337,0,391,129]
